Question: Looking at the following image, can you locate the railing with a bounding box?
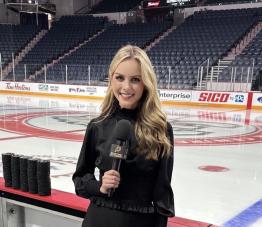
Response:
[154,65,172,89]
[0,62,260,91]
[196,57,210,90]
[75,5,91,15]
[206,0,262,6]
[1,64,109,85]
[200,65,256,92]
[5,0,56,14]
[0,64,196,89]
[5,0,54,7]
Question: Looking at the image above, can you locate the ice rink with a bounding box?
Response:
[0,93,261,227]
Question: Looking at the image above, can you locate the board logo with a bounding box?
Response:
[257,97,262,103]
[199,92,230,103]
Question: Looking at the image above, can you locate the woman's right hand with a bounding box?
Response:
[100,170,120,194]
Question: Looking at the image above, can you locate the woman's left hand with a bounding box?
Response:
[100,170,120,194]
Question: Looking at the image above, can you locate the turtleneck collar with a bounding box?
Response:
[112,102,139,121]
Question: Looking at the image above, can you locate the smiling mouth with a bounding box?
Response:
[120,93,134,98]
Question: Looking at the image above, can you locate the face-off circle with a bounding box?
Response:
[0,111,262,146]
[169,120,262,146]
[0,111,94,142]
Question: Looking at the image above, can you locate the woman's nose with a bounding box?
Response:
[122,80,131,89]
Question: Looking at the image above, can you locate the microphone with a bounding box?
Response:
[108,119,131,197]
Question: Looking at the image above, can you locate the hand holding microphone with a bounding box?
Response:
[100,170,120,194]
[99,119,131,197]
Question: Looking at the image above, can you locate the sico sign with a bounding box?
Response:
[198,92,230,103]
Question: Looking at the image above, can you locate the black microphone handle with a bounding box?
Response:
[108,159,121,197]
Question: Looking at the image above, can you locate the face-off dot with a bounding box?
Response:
[198,165,230,172]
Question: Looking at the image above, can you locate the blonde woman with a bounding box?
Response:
[73,45,174,227]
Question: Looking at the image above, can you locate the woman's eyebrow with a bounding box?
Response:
[114,72,141,77]
[130,75,141,78]
[114,72,124,76]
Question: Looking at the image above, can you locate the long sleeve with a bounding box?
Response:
[154,122,175,227]
[72,121,105,199]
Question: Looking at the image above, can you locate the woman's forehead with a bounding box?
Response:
[114,59,141,74]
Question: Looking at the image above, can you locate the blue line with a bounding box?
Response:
[223,199,262,227]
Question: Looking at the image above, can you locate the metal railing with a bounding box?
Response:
[198,65,256,92]
[196,58,210,90]
[0,64,194,89]
[1,63,110,85]
[0,60,259,91]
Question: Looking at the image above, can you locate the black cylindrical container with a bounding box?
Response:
[27,158,38,194]
[37,159,51,196]
[20,156,30,192]
[2,153,14,187]
[11,154,21,189]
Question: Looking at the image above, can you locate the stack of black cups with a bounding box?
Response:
[27,158,38,194]
[11,154,21,189]
[20,156,29,192]
[37,160,51,196]
[1,153,51,196]
[2,153,13,187]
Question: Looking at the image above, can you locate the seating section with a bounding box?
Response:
[4,15,106,81]
[90,0,142,13]
[219,57,257,83]
[35,21,172,84]
[0,24,39,66]
[148,8,259,89]
[217,8,262,85]
[2,8,262,90]
[219,29,262,86]
[242,29,262,89]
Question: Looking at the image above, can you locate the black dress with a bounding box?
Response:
[72,105,175,227]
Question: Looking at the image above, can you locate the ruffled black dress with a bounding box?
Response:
[72,105,175,227]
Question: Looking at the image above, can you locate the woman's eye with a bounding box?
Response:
[115,75,124,81]
[131,77,140,83]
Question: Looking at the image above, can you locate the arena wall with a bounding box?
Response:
[0,81,261,109]
[0,4,20,24]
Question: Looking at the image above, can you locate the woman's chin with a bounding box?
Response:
[119,102,136,109]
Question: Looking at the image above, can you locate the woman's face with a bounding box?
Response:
[111,58,144,109]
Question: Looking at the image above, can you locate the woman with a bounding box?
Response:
[72,45,174,227]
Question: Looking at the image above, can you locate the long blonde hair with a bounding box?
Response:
[100,45,172,160]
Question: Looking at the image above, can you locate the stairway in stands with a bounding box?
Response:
[196,21,262,90]
[2,30,48,80]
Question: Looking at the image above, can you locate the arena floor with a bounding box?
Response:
[0,93,261,227]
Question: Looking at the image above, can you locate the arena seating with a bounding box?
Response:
[0,24,39,67]
[4,15,106,81]
[218,8,262,86]
[148,8,260,89]
[219,56,257,83]
[234,30,262,83]
[35,21,172,84]
[2,7,262,90]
